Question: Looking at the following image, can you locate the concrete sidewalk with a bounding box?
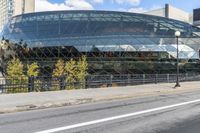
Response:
[0,81,200,113]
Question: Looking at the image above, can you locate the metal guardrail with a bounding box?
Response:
[86,74,200,88]
[0,73,200,94]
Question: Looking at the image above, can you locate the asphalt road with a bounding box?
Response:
[1,91,200,133]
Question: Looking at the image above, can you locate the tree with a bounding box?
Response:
[76,56,88,89]
[6,58,27,93]
[27,62,39,77]
[27,62,40,92]
[65,58,77,90]
[52,59,65,77]
[7,58,25,78]
[52,59,66,91]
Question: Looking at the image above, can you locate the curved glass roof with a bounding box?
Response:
[2,10,200,39]
[1,10,200,59]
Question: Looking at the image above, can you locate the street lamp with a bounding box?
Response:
[175,31,181,88]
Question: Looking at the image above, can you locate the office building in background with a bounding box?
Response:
[0,0,35,31]
[194,8,200,27]
[144,4,192,24]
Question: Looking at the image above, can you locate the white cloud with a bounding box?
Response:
[35,0,94,12]
[128,7,146,13]
[128,5,162,13]
[35,0,161,15]
[65,0,94,9]
[117,8,127,12]
[91,0,104,4]
[115,0,140,6]
[150,5,162,11]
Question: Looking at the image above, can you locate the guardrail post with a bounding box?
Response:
[143,74,145,84]
[155,74,158,84]
[110,75,113,87]
[167,74,169,83]
[84,76,88,89]
[127,74,130,85]
[59,75,65,90]
[185,73,188,81]
[28,76,34,92]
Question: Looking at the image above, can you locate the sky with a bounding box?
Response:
[35,0,200,13]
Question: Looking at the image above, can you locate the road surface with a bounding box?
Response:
[1,90,200,133]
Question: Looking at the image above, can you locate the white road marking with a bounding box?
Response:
[35,99,200,133]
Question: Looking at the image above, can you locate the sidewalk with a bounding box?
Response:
[0,81,200,113]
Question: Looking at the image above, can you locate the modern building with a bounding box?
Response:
[1,10,200,75]
[194,8,200,27]
[144,4,191,24]
[0,0,35,31]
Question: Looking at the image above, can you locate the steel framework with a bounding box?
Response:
[1,10,200,75]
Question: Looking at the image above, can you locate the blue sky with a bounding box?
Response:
[36,0,200,13]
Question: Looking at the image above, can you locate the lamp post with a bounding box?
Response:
[175,31,181,88]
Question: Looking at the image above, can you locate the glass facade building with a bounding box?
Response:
[0,0,35,32]
[194,8,200,27]
[1,10,200,75]
[0,0,14,31]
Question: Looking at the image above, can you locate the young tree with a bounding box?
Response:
[27,62,39,77]
[65,58,77,89]
[6,58,27,93]
[7,58,25,78]
[76,56,88,89]
[27,62,40,92]
[52,59,65,77]
[52,59,66,91]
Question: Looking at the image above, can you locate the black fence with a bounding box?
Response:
[0,73,200,94]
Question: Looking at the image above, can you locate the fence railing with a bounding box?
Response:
[0,73,200,94]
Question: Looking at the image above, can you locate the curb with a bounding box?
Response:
[1,82,200,114]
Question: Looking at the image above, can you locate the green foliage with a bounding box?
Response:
[34,79,42,92]
[6,58,28,93]
[27,62,39,77]
[52,59,66,90]
[76,56,88,89]
[65,58,77,90]
[64,56,88,90]
[5,56,89,93]
[53,59,65,77]
[27,62,40,92]
[7,58,25,78]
